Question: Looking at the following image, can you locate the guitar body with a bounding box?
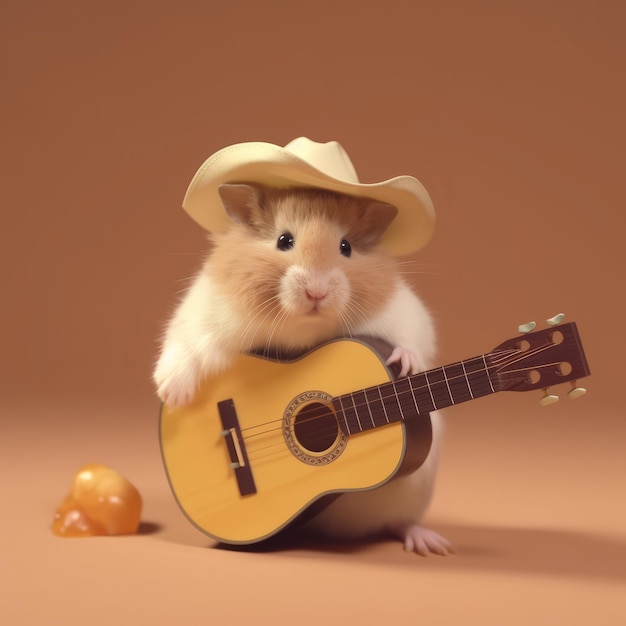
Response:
[160,319,590,546]
[160,338,433,545]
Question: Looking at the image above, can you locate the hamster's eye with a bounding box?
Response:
[340,239,352,257]
[277,232,294,251]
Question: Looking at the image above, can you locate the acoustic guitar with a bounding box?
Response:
[160,318,590,544]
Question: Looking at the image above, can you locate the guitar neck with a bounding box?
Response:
[332,353,501,435]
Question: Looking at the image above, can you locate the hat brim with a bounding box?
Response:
[182,141,435,256]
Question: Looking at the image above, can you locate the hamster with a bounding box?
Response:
[153,183,451,556]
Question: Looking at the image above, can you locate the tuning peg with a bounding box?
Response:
[539,389,559,406]
[567,381,587,400]
[518,321,537,334]
[546,313,565,326]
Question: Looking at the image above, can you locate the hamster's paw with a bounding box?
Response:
[153,344,199,407]
[385,346,425,378]
[158,378,197,408]
[389,522,454,556]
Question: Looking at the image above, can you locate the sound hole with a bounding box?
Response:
[293,403,338,452]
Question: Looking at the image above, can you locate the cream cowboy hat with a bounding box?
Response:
[182,137,435,256]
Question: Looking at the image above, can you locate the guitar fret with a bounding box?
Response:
[409,373,435,413]
[351,393,363,432]
[366,387,389,427]
[464,356,496,398]
[425,372,437,408]
[381,383,403,424]
[425,368,452,409]
[393,378,419,422]
[461,360,474,399]
[332,350,502,435]
[334,395,347,434]
[442,367,453,402]
[482,355,495,393]
[378,386,390,424]
[444,362,473,404]
[352,390,375,430]
[334,395,355,435]
[407,376,423,414]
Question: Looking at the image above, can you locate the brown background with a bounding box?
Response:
[2,1,625,624]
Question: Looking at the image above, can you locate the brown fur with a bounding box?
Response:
[207,186,399,352]
[153,184,447,554]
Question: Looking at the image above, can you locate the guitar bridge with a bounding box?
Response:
[218,399,257,496]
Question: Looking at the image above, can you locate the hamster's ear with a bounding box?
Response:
[358,200,398,246]
[218,184,264,226]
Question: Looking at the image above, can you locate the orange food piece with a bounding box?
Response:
[52,464,142,537]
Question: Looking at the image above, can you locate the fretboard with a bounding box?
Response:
[332,354,501,435]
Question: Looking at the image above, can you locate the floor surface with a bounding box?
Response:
[4,396,624,625]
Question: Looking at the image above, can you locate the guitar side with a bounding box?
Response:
[159,339,432,544]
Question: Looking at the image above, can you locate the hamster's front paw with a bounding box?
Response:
[385,346,426,378]
[153,344,199,407]
[389,522,454,556]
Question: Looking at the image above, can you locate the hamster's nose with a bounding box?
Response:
[306,288,328,302]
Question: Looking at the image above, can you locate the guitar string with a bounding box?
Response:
[210,340,558,467]
[243,338,568,461]
[244,375,510,463]
[241,340,570,462]
[238,348,520,443]
[242,355,528,449]
[240,348,542,461]
[248,360,532,462]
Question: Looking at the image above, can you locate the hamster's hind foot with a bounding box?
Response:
[389,522,454,556]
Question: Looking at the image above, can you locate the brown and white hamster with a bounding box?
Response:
[153,183,451,555]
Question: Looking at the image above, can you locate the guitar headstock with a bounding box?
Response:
[490,315,590,405]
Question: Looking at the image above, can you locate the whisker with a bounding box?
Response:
[263,305,291,358]
[238,294,282,351]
